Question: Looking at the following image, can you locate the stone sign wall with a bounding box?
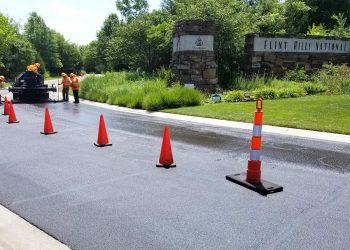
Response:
[245,33,350,75]
[171,20,217,92]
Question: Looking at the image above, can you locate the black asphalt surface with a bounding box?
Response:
[0,101,350,250]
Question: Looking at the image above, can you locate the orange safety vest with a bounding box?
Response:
[61,77,71,88]
[27,64,37,72]
[70,77,80,90]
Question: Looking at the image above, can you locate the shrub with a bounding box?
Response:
[158,66,177,87]
[302,82,327,95]
[223,90,245,102]
[276,87,306,98]
[253,88,278,99]
[283,67,309,82]
[313,64,350,94]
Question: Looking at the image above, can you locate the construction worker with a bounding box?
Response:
[70,73,80,103]
[59,73,71,102]
[0,76,5,104]
[27,63,40,73]
[27,64,35,71]
[33,63,40,73]
[0,76,5,88]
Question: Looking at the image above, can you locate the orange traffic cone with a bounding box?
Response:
[156,126,176,168]
[2,96,9,115]
[41,107,57,135]
[94,114,112,147]
[7,101,19,123]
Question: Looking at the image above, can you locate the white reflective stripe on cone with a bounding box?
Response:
[250,150,261,160]
[252,125,262,136]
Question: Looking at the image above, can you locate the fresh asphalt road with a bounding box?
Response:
[0,101,350,250]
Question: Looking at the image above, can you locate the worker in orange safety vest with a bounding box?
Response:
[27,63,40,73]
[70,73,80,103]
[0,76,5,104]
[0,75,5,87]
[59,73,71,102]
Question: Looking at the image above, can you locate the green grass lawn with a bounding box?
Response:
[163,95,350,135]
[3,82,12,87]
[45,76,60,81]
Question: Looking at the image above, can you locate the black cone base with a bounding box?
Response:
[156,161,176,168]
[2,114,8,116]
[7,121,19,123]
[226,172,283,196]
[94,143,112,147]
[41,131,58,135]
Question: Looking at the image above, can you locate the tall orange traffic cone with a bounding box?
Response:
[156,126,176,168]
[94,114,112,147]
[7,101,19,124]
[226,98,282,195]
[41,107,57,135]
[2,96,9,115]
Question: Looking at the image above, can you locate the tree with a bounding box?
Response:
[116,0,149,22]
[161,0,176,14]
[53,31,83,73]
[1,35,37,78]
[104,10,173,71]
[304,0,350,29]
[0,13,16,68]
[24,12,62,73]
[284,0,310,34]
[97,14,121,70]
[82,41,104,73]
[330,13,350,38]
[250,0,285,33]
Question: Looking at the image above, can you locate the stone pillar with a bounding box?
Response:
[171,20,218,93]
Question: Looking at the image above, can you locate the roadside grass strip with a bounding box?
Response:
[163,95,350,135]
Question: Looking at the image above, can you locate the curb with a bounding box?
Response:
[76,98,350,144]
[0,205,70,250]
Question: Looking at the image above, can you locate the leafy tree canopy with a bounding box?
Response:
[116,0,149,22]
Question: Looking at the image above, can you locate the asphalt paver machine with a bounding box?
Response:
[9,71,57,102]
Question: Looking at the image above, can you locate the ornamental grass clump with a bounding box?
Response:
[80,72,203,111]
[223,90,245,102]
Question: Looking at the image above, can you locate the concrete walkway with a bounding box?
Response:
[0,205,70,250]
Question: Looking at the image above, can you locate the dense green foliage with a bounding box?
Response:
[0,12,83,78]
[80,72,203,110]
[116,0,149,22]
[0,14,16,68]
[305,0,350,30]
[82,0,350,87]
[2,1,350,86]
[222,64,349,102]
